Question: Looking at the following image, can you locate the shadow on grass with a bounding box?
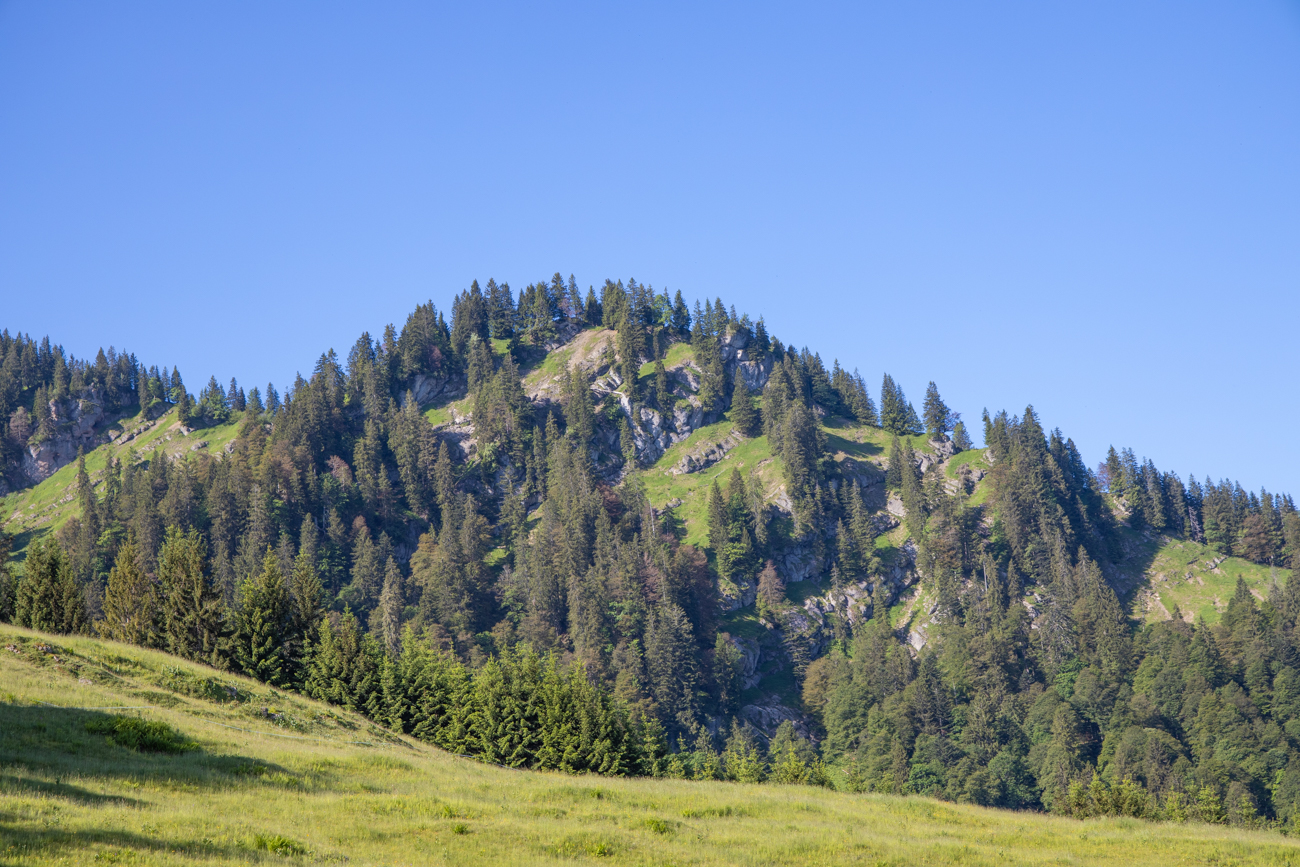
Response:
[0,819,256,864]
[0,704,303,793]
[0,773,143,808]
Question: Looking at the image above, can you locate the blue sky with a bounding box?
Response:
[2,2,1298,493]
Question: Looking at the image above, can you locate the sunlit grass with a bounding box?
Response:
[2,622,1297,866]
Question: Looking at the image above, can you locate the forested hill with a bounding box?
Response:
[3,274,1300,828]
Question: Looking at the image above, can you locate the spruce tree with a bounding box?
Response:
[730,370,759,437]
[951,420,972,452]
[14,537,85,634]
[97,538,158,646]
[159,530,226,665]
[922,381,951,440]
[233,549,291,686]
[378,556,403,658]
[707,481,729,555]
[653,359,671,413]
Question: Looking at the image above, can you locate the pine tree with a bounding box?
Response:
[730,370,759,436]
[233,549,291,686]
[97,538,158,646]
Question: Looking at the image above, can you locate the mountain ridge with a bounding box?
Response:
[3,277,1300,830]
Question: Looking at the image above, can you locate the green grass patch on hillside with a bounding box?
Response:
[1126,533,1291,625]
[945,447,989,478]
[639,423,782,549]
[523,345,572,382]
[423,395,472,428]
[2,623,1299,865]
[821,419,932,459]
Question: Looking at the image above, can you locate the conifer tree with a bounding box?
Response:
[653,359,671,413]
[922,381,951,440]
[286,529,326,679]
[730,370,758,436]
[951,420,972,452]
[886,434,904,489]
[158,527,226,662]
[564,366,594,445]
[378,555,403,657]
[97,538,158,646]
[233,549,291,686]
[15,537,85,634]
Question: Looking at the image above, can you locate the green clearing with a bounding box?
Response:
[820,419,932,462]
[2,411,242,565]
[3,625,1291,866]
[637,342,694,380]
[945,447,990,478]
[1124,533,1291,625]
[522,345,572,384]
[423,396,471,428]
[638,420,783,550]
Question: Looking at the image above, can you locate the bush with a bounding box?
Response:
[85,715,194,754]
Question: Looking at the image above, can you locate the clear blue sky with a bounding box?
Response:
[2,3,1298,494]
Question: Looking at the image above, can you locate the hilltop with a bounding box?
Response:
[3,277,1300,834]
[3,621,1296,866]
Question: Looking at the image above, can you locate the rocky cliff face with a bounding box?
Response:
[18,392,114,484]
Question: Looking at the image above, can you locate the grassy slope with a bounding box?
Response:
[638,417,784,552]
[3,624,1296,866]
[1122,532,1291,625]
[2,410,242,566]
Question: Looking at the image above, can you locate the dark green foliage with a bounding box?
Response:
[14,536,85,634]
[9,281,1300,827]
[880,374,922,436]
[97,538,158,647]
[85,715,194,753]
[232,549,291,686]
[922,381,951,440]
[730,370,758,436]
[952,420,972,451]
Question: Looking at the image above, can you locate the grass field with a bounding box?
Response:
[2,623,1298,866]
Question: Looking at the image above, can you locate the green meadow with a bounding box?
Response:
[3,623,1299,866]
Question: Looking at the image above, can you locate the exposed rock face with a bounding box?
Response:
[718,575,757,613]
[20,394,110,483]
[784,559,919,661]
[777,543,822,584]
[406,373,461,407]
[725,634,763,689]
[739,702,806,738]
[669,430,742,476]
